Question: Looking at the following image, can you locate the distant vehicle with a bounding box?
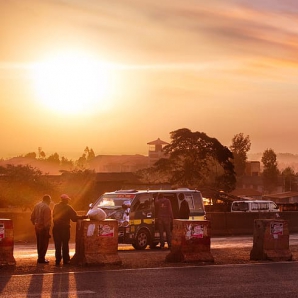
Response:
[231,200,280,213]
[89,189,206,250]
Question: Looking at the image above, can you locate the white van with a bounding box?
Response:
[231,200,279,213]
[89,188,206,249]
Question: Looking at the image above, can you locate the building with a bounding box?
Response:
[147,138,169,167]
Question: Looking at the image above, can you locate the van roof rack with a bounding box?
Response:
[114,189,138,193]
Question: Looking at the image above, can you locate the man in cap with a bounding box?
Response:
[52,194,88,266]
[31,194,52,264]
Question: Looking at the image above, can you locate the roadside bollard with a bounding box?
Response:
[71,219,122,266]
[0,219,16,266]
[250,219,292,261]
[166,219,214,263]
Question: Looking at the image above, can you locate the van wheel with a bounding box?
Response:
[134,230,150,250]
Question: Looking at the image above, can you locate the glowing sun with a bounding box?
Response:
[31,51,114,115]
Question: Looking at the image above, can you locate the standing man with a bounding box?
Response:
[178,193,190,219]
[155,194,174,249]
[31,194,52,264]
[52,194,87,266]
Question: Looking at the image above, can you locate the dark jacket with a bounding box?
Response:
[53,201,81,228]
[155,197,174,219]
[179,199,190,219]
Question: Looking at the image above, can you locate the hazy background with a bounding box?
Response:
[1,0,298,159]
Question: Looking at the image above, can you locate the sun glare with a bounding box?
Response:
[31,51,114,115]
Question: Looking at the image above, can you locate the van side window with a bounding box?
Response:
[259,203,269,210]
[232,202,249,211]
[251,203,258,211]
[131,194,153,212]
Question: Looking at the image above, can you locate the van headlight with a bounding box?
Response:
[122,220,129,227]
[113,211,123,220]
[118,220,129,227]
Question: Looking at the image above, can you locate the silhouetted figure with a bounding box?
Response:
[155,195,173,249]
[31,194,52,264]
[52,194,87,266]
[179,193,190,219]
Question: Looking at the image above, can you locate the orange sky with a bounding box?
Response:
[1,0,298,159]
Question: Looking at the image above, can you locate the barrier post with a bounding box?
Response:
[71,219,122,266]
[250,219,292,261]
[166,219,214,263]
[0,219,16,266]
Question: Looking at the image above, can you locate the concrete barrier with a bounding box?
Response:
[0,219,16,266]
[2,210,298,241]
[166,219,214,263]
[250,219,292,261]
[71,219,122,266]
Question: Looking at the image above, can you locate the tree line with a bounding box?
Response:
[136,129,296,194]
[22,146,96,170]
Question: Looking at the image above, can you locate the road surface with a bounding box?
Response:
[1,262,298,297]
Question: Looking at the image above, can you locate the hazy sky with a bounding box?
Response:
[1,0,298,159]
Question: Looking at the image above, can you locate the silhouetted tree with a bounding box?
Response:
[24,152,37,159]
[76,147,96,169]
[230,133,251,177]
[38,147,46,159]
[46,152,60,164]
[282,167,297,192]
[0,164,54,209]
[152,128,236,192]
[87,148,95,161]
[61,156,74,169]
[262,148,280,193]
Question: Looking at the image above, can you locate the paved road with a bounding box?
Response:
[1,234,298,297]
[13,233,298,259]
[1,262,298,297]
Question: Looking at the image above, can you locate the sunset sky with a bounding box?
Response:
[1,0,298,159]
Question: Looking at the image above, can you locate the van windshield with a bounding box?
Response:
[95,194,135,209]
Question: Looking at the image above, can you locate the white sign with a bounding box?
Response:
[87,224,96,236]
[99,224,114,237]
[270,222,283,236]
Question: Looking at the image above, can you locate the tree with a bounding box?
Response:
[229,133,251,177]
[76,154,87,170]
[281,167,297,192]
[38,147,46,159]
[152,128,236,192]
[87,148,95,161]
[61,156,74,169]
[46,152,60,164]
[0,164,54,209]
[76,147,96,169]
[84,146,95,161]
[261,148,280,193]
[24,152,37,159]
